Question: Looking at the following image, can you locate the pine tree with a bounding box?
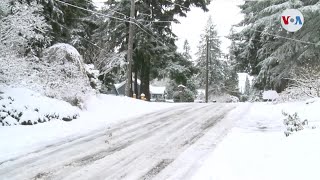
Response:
[195,16,225,95]
[93,0,210,100]
[37,0,97,60]
[0,0,50,56]
[231,0,320,92]
[182,39,192,61]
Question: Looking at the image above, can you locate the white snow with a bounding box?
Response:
[237,73,254,93]
[263,90,279,100]
[150,85,166,94]
[47,43,81,63]
[0,87,80,125]
[192,99,320,180]
[0,88,178,162]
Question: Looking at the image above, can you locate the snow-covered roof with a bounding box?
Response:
[197,89,205,95]
[263,90,279,100]
[114,81,126,89]
[114,79,141,89]
[178,84,186,88]
[150,86,166,95]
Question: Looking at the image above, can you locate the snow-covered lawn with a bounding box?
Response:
[0,88,178,162]
[192,100,320,180]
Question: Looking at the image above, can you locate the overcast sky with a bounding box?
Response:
[172,0,244,59]
[92,0,244,59]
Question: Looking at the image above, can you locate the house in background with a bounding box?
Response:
[262,90,279,101]
[112,79,166,101]
[150,86,166,102]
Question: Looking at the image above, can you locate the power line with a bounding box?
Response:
[55,0,131,23]
[54,0,168,47]
[87,0,180,44]
[252,29,317,45]
[84,0,129,18]
[45,16,104,50]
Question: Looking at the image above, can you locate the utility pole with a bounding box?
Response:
[205,36,209,103]
[125,0,135,97]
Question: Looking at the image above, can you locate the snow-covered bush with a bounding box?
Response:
[282,111,308,137]
[0,44,93,107]
[229,95,239,103]
[240,95,248,102]
[0,88,80,126]
[279,87,309,102]
[173,89,195,102]
[280,65,320,102]
[40,43,93,105]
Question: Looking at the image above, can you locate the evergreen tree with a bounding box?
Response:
[231,0,320,92]
[195,16,225,95]
[37,0,97,60]
[182,39,192,61]
[93,0,210,100]
[0,0,50,56]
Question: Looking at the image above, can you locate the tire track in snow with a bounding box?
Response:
[0,103,235,180]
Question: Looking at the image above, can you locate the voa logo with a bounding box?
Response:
[281,9,304,32]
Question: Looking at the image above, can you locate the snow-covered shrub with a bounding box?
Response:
[0,87,80,126]
[229,95,239,103]
[39,43,93,105]
[282,111,308,137]
[280,65,320,102]
[279,85,318,102]
[240,95,248,102]
[173,89,195,102]
[248,88,263,102]
[0,44,93,107]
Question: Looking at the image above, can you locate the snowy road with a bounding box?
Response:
[0,103,237,180]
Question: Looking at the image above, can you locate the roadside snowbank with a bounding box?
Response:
[192,99,320,180]
[0,88,178,162]
[0,87,80,126]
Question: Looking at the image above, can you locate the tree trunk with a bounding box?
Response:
[140,57,151,101]
[144,57,151,101]
[134,63,138,98]
[125,0,135,97]
[140,58,145,99]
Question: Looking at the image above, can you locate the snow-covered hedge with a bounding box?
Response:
[0,88,80,126]
[0,43,94,106]
[40,43,93,104]
[279,87,316,102]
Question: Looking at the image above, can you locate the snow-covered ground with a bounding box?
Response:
[0,88,178,162]
[192,99,320,180]
[0,102,237,180]
[2,87,320,180]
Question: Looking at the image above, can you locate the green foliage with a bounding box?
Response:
[194,16,238,97]
[230,0,320,92]
[37,0,97,61]
[282,111,309,137]
[239,95,248,102]
[165,80,177,99]
[93,0,209,96]
[173,88,195,102]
